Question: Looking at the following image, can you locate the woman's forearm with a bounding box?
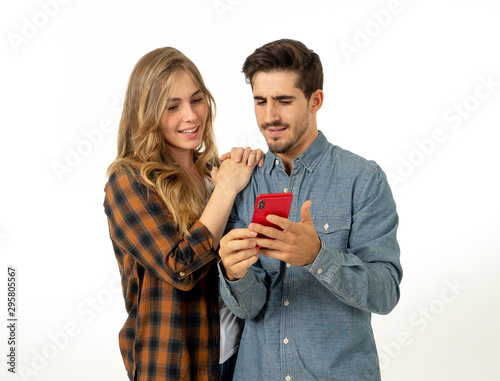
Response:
[199,186,237,249]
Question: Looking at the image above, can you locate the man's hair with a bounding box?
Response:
[242,39,323,99]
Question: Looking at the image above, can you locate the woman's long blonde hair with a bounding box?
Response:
[107,47,219,235]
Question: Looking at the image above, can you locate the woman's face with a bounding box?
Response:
[159,70,207,158]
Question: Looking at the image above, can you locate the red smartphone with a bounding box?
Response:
[251,193,293,245]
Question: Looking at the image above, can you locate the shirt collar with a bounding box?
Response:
[264,130,328,174]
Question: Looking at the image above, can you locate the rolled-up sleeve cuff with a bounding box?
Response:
[304,237,342,283]
[218,263,257,294]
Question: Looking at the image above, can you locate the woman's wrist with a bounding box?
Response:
[211,184,238,200]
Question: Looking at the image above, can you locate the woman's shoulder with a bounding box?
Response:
[108,160,142,179]
[105,160,147,192]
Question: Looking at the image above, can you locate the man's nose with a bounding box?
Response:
[263,103,279,124]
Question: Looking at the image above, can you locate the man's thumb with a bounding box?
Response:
[300,200,313,223]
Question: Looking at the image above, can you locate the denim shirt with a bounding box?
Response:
[218,131,402,381]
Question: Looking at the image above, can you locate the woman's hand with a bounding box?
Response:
[220,147,265,168]
[211,148,260,195]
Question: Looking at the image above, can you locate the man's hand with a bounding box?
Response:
[250,201,321,267]
[219,229,260,281]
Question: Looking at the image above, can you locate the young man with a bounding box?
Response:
[218,39,402,380]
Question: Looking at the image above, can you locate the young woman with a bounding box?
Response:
[103,47,262,381]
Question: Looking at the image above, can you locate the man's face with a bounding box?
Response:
[252,71,316,158]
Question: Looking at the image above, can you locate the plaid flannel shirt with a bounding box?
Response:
[103,163,220,381]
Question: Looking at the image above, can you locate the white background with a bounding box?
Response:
[1,0,499,380]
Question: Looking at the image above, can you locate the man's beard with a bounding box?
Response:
[261,113,310,154]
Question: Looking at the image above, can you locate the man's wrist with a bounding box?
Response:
[218,259,239,281]
[303,236,323,267]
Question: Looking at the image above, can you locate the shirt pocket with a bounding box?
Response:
[312,216,351,252]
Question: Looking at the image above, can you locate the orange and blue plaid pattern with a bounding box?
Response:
[103,164,220,380]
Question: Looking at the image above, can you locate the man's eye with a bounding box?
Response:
[256,101,266,106]
[280,101,291,105]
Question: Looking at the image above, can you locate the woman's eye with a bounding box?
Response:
[167,105,178,111]
[192,98,204,104]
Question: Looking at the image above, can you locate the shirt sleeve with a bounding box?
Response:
[104,167,218,291]
[218,201,268,319]
[218,263,267,320]
[306,165,403,314]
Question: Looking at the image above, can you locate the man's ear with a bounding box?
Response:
[309,89,324,113]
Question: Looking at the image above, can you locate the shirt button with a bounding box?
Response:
[283,337,289,344]
[284,188,289,193]
[317,268,323,274]
[286,263,291,268]
[284,300,289,306]
[324,223,329,230]
[286,376,291,381]
[179,271,186,277]
[275,159,280,166]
